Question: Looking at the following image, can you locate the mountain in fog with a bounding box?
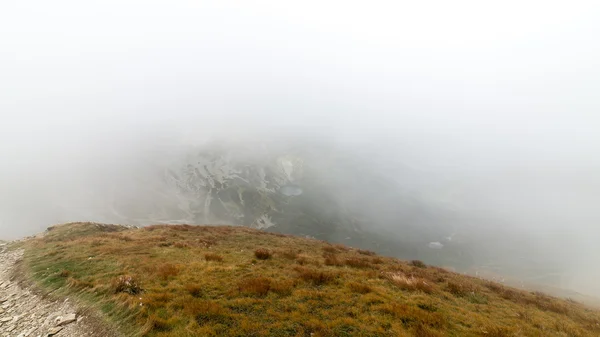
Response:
[80,137,561,288]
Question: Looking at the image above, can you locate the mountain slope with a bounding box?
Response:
[17,222,600,336]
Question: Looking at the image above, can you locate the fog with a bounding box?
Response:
[1,1,600,297]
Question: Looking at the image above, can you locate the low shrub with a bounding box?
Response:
[410,260,427,268]
[358,249,376,256]
[254,248,272,260]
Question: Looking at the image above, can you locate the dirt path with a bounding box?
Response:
[0,244,107,337]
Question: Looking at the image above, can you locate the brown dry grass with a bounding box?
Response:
[156,263,179,280]
[294,267,336,285]
[204,253,224,262]
[322,246,338,254]
[279,249,299,260]
[323,253,344,266]
[385,272,435,294]
[348,282,372,294]
[344,256,373,269]
[185,284,203,298]
[238,277,272,297]
[21,222,600,337]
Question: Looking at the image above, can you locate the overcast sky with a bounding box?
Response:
[1,1,600,294]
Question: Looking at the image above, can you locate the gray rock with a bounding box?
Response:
[24,326,36,336]
[56,313,76,327]
[47,326,63,336]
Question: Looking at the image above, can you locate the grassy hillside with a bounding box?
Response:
[18,222,600,336]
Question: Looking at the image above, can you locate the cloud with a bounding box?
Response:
[1,0,599,296]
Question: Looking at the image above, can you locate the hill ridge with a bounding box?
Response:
[9,222,600,336]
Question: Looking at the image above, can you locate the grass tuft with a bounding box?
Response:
[204,253,224,262]
[445,280,474,297]
[279,249,298,260]
[185,284,203,298]
[323,253,344,266]
[156,263,179,280]
[385,272,434,294]
[238,277,272,297]
[344,257,372,269]
[295,267,336,285]
[348,282,372,294]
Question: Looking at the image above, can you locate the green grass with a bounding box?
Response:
[20,222,600,336]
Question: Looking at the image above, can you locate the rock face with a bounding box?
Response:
[106,141,423,238]
[0,247,101,337]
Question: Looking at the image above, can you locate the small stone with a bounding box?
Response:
[24,326,36,336]
[56,313,76,327]
[1,317,12,322]
[47,326,63,336]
